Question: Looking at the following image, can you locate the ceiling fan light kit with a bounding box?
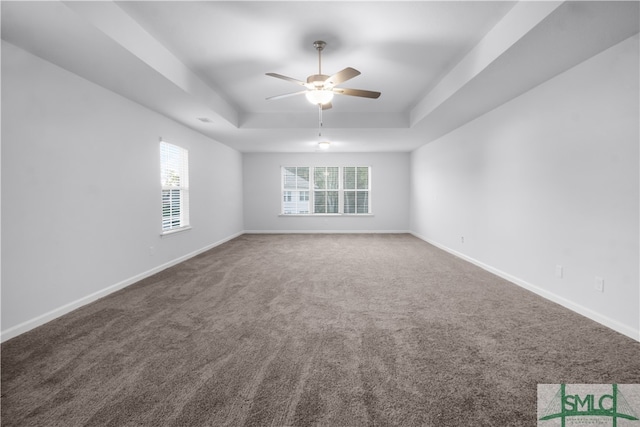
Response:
[266,40,381,110]
[305,89,334,105]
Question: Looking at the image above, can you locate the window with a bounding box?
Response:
[282,167,310,214]
[281,166,370,215]
[314,166,339,213]
[343,167,369,214]
[160,141,189,232]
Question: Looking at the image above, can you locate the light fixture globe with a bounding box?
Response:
[318,141,330,150]
[306,89,334,105]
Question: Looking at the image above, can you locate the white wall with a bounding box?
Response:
[410,34,639,340]
[244,152,410,232]
[1,41,244,340]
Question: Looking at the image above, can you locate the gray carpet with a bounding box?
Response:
[2,234,639,426]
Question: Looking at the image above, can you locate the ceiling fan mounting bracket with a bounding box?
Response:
[313,40,326,52]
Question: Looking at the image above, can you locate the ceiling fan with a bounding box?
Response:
[266,40,381,110]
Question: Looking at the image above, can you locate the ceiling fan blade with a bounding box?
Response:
[266,73,308,87]
[266,90,307,101]
[321,102,332,110]
[325,67,360,86]
[333,87,381,99]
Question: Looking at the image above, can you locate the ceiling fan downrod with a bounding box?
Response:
[313,40,326,75]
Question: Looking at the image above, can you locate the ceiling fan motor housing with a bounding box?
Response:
[307,74,330,88]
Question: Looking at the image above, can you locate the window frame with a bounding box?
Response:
[160,140,191,235]
[280,166,372,216]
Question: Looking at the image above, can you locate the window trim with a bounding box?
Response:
[281,166,372,216]
[160,225,192,237]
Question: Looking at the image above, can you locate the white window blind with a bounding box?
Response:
[281,166,370,215]
[160,141,189,232]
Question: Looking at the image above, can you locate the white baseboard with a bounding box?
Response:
[244,230,411,234]
[411,232,640,343]
[0,231,243,343]
[7,231,636,343]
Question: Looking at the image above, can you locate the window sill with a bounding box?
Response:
[279,214,374,217]
[160,226,192,237]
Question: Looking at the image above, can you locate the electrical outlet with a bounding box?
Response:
[595,276,604,292]
[149,246,156,256]
[461,236,465,243]
[555,265,563,279]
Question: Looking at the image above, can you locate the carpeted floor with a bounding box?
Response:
[1,234,639,426]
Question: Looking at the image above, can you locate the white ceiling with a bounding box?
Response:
[2,1,639,153]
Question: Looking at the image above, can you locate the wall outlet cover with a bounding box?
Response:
[595,276,604,292]
[555,265,563,278]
